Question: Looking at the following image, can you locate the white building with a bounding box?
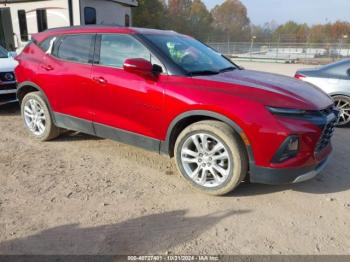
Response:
[0,0,138,50]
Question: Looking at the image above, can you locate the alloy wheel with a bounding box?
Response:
[334,97,350,126]
[180,133,232,188]
[23,99,47,136]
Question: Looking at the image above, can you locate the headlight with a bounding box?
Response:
[267,106,307,116]
[272,135,300,163]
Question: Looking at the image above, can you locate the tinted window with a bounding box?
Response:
[56,35,93,63]
[36,9,48,32]
[99,34,151,68]
[84,7,96,25]
[18,10,28,41]
[143,34,235,74]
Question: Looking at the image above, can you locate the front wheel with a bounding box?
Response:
[333,95,350,127]
[21,91,61,141]
[174,120,248,196]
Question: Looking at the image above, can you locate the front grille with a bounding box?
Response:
[315,109,337,153]
[0,83,17,91]
[0,72,15,82]
[320,105,336,115]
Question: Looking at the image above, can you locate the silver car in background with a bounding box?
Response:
[295,59,350,127]
[0,45,17,106]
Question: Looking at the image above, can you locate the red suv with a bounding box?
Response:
[15,26,338,195]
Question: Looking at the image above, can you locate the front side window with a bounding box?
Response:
[18,10,28,41]
[36,9,48,32]
[143,34,236,75]
[56,34,93,63]
[84,7,96,25]
[99,34,151,68]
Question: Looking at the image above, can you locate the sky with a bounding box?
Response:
[203,0,350,26]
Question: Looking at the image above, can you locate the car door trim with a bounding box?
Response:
[53,112,161,153]
[54,112,95,135]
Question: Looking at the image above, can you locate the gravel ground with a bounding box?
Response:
[0,62,349,255]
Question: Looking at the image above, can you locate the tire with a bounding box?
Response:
[174,120,248,196]
[21,91,60,141]
[332,95,350,127]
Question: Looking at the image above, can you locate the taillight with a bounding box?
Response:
[294,73,305,80]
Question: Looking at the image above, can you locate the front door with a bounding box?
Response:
[91,34,166,148]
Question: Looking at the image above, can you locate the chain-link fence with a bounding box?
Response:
[207,42,350,64]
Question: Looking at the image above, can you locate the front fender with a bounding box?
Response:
[159,110,255,166]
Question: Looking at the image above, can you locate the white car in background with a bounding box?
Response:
[0,45,18,106]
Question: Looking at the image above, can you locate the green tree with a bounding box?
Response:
[188,0,213,41]
[132,0,166,29]
[272,21,309,42]
[210,0,251,42]
[166,0,193,34]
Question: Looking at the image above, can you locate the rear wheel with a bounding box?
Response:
[174,120,248,196]
[21,92,60,141]
[333,95,350,127]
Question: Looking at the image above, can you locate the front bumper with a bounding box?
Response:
[249,155,331,185]
[0,81,17,105]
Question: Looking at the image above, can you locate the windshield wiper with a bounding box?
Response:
[188,70,220,76]
[219,66,236,73]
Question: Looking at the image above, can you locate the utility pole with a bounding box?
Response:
[250,36,256,61]
[343,35,349,57]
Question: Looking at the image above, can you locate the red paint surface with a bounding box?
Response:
[15,27,334,171]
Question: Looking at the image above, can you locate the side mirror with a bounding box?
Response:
[123,58,154,76]
[8,51,17,58]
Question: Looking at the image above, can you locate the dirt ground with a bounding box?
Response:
[0,62,349,255]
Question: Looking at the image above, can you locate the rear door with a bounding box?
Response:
[36,34,96,133]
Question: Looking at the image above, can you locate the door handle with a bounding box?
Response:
[41,65,54,71]
[93,76,107,84]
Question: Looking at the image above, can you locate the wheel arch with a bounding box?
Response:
[160,110,254,164]
[17,81,53,111]
[329,92,350,98]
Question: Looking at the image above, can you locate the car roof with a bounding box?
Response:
[33,25,180,42]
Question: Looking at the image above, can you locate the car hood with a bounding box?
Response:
[196,69,333,110]
[0,57,18,72]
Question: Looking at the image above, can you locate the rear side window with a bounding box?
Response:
[56,34,94,63]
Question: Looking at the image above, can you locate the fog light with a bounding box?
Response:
[272,135,300,163]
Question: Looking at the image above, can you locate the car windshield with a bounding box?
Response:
[0,45,8,58]
[143,34,236,75]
